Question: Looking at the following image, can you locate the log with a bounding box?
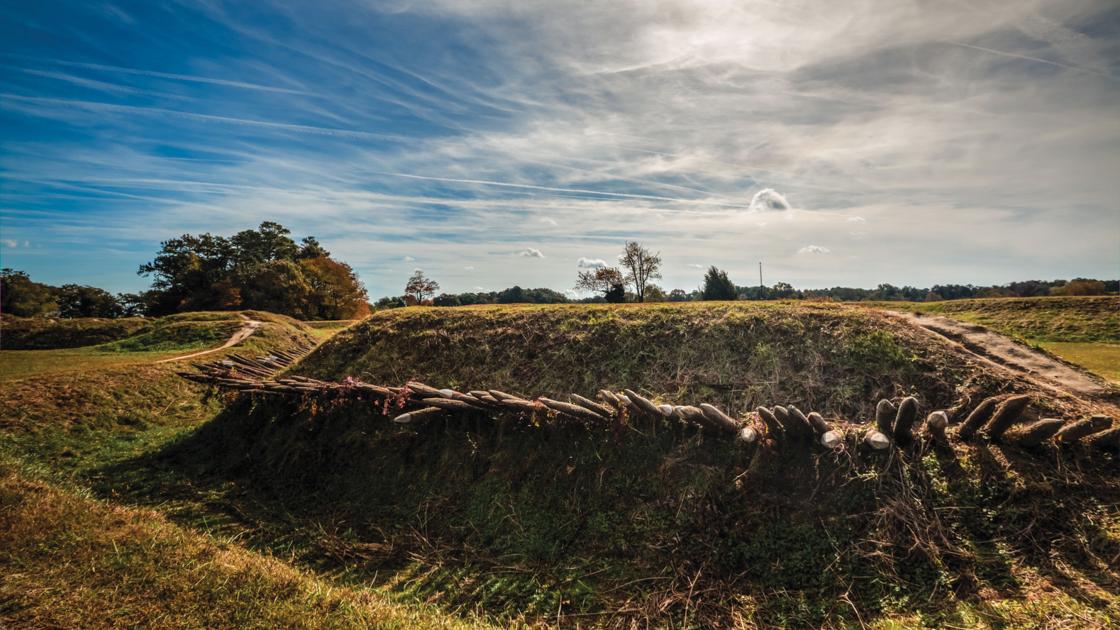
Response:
[699,403,740,434]
[736,426,759,445]
[984,395,1031,441]
[407,382,444,398]
[539,397,605,422]
[1086,427,1120,452]
[1008,418,1064,448]
[892,397,919,445]
[772,406,797,438]
[926,411,949,446]
[393,407,443,424]
[598,389,621,406]
[806,411,830,436]
[875,399,897,435]
[658,404,674,417]
[675,405,708,428]
[784,403,810,439]
[623,389,663,418]
[1054,415,1113,444]
[569,394,614,418]
[756,407,785,440]
[864,429,891,450]
[420,397,485,413]
[488,389,519,401]
[957,396,998,440]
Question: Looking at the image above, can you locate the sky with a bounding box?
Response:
[1,0,1118,298]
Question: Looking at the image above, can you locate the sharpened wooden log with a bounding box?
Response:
[699,403,739,434]
[864,429,891,450]
[984,395,1031,441]
[1008,418,1064,447]
[393,407,443,424]
[756,407,785,440]
[875,399,896,435]
[598,389,621,406]
[820,430,843,449]
[623,389,663,418]
[893,397,919,445]
[957,396,998,440]
[569,393,614,418]
[421,397,485,413]
[784,405,814,440]
[658,404,674,417]
[926,411,949,446]
[407,382,444,398]
[737,426,758,445]
[1054,415,1112,444]
[806,411,830,436]
[539,397,605,422]
[1086,427,1120,451]
[674,405,708,427]
[487,389,518,401]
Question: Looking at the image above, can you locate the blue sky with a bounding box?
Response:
[2,1,1118,298]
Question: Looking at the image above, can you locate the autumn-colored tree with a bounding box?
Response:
[618,242,662,302]
[299,256,370,319]
[405,270,440,303]
[574,266,626,303]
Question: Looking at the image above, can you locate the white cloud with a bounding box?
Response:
[464,265,475,271]
[540,216,559,226]
[686,263,704,269]
[798,245,832,255]
[846,216,866,223]
[748,188,791,213]
[403,255,416,262]
[577,257,607,268]
[516,248,544,258]
[2,240,18,248]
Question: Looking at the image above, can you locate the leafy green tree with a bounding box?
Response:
[575,266,626,303]
[701,266,736,301]
[56,284,123,318]
[0,269,57,317]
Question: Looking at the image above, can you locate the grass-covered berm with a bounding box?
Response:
[148,302,1118,627]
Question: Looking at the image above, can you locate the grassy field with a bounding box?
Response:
[1,301,1116,628]
[885,296,1120,383]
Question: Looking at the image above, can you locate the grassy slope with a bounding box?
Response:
[892,296,1120,383]
[175,301,1118,627]
[899,296,1119,343]
[0,460,490,629]
[299,302,984,419]
[1,315,149,349]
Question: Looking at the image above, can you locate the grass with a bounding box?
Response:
[0,347,184,382]
[897,296,1119,343]
[1,314,149,349]
[1,302,1116,628]
[0,459,494,629]
[1038,342,1120,383]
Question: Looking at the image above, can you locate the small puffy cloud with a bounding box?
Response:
[686,263,704,269]
[798,245,831,255]
[1,239,18,248]
[748,188,791,212]
[577,257,607,269]
[403,255,416,262]
[540,216,559,226]
[517,248,544,258]
[463,265,475,271]
[846,216,866,223]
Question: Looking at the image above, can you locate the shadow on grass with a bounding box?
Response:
[89,397,1120,628]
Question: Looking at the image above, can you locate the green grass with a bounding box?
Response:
[1,314,149,349]
[897,296,1119,343]
[1038,342,1120,383]
[0,347,183,382]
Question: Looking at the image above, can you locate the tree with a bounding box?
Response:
[1052,278,1106,296]
[404,270,440,303]
[299,256,370,319]
[296,236,330,259]
[575,267,626,303]
[701,266,736,301]
[644,284,667,302]
[667,288,691,302]
[230,221,299,264]
[56,284,123,318]
[618,241,662,302]
[0,269,57,317]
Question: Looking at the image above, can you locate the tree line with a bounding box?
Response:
[2,222,369,320]
[3,233,1115,320]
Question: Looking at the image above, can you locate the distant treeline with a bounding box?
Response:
[373,277,1117,309]
[2,222,369,320]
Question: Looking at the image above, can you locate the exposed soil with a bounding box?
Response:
[887,310,1114,401]
[155,315,262,363]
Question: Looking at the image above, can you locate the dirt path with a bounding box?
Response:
[155,315,262,364]
[886,310,1112,399]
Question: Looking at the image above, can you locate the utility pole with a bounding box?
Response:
[758,262,764,300]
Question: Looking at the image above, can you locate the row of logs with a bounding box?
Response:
[177,363,1119,455]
